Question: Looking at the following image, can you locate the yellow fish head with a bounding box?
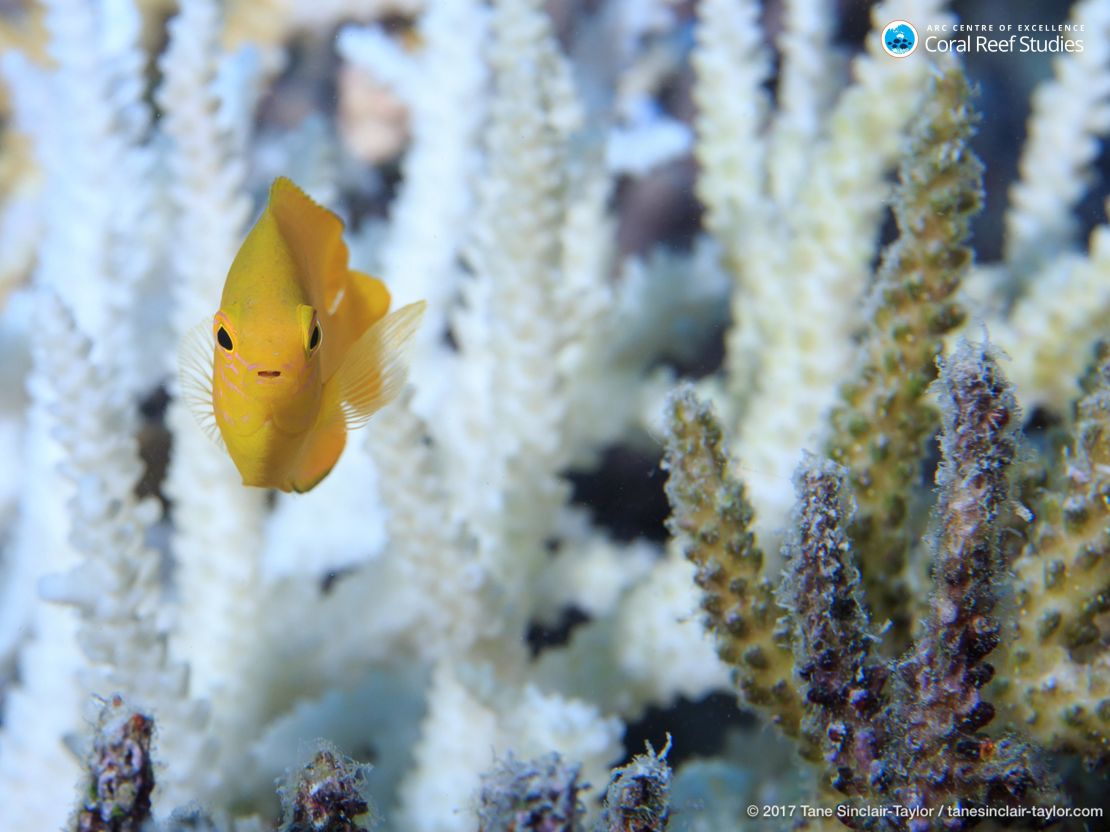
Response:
[211,302,324,436]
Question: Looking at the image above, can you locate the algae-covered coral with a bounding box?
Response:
[0,0,1109,830]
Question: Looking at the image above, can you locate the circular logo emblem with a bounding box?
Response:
[882,20,918,57]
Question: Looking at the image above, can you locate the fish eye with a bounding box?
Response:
[309,322,322,351]
[217,326,233,351]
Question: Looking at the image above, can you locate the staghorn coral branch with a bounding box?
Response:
[662,385,808,752]
[885,340,1046,819]
[596,738,672,832]
[477,753,585,832]
[18,0,159,391]
[75,696,155,832]
[781,341,1052,824]
[0,2,161,824]
[156,0,268,806]
[278,748,374,832]
[1004,0,1110,277]
[711,0,958,543]
[340,0,487,417]
[780,457,887,797]
[1057,351,1110,652]
[353,390,497,660]
[691,0,773,425]
[767,0,834,206]
[921,341,1017,695]
[442,0,594,627]
[999,340,1110,763]
[824,68,981,653]
[992,0,1110,413]
[994,219,1110,412]
[391,1,629,824]
[33,293,210,812]
[692,0,769,260]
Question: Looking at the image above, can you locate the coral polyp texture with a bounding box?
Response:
[2,0,1110,830]
[76,696,156,832]
[278,747,374,832]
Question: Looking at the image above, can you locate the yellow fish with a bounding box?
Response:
[180,177,424,493]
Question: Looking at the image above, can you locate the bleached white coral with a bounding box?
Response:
[340,0,488,419]
[0,294,83,828]
[0,599,83,832]
[262,446,388,582]
[984,2,1110,410]
[397,663,621,832]
[533,546,729,718]
[606,116,692,176]
[334,393,498,661]
[337,25,418,104]
[156,0,268,805]
[33,294,210,813]
[396,665,500,832]
[533,510,657,623]
[442,0,591,613]
[611,548,730,705]
[0,0,165,668]
[9,0,165,397]
[692,0,770,268]
[1004,0,1110,276]
[766,0,836,204]
[994,221,1110,410]
[696,0,955,541]
[0,2,166,824]
[0,149,42,302]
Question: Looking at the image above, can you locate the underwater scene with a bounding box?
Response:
[0,0,1109,829]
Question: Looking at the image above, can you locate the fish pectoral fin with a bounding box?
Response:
[177,320,226,450]
[334,300,426,429]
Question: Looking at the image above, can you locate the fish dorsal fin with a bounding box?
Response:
[267,177,349,311]
[335,301,426,429]
[177,320,226,450]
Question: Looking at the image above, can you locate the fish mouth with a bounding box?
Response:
[257,370,282,379]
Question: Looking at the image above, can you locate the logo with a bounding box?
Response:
[882,20,918,57]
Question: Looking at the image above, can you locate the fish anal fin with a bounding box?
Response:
[335,300,426,429]
[289,417,347,493]
[177,320,226,450]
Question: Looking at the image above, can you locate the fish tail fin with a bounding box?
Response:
[177,320,226,450]
[320,269,392,377]
[334,300,426,428]
[346,270,391,322]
